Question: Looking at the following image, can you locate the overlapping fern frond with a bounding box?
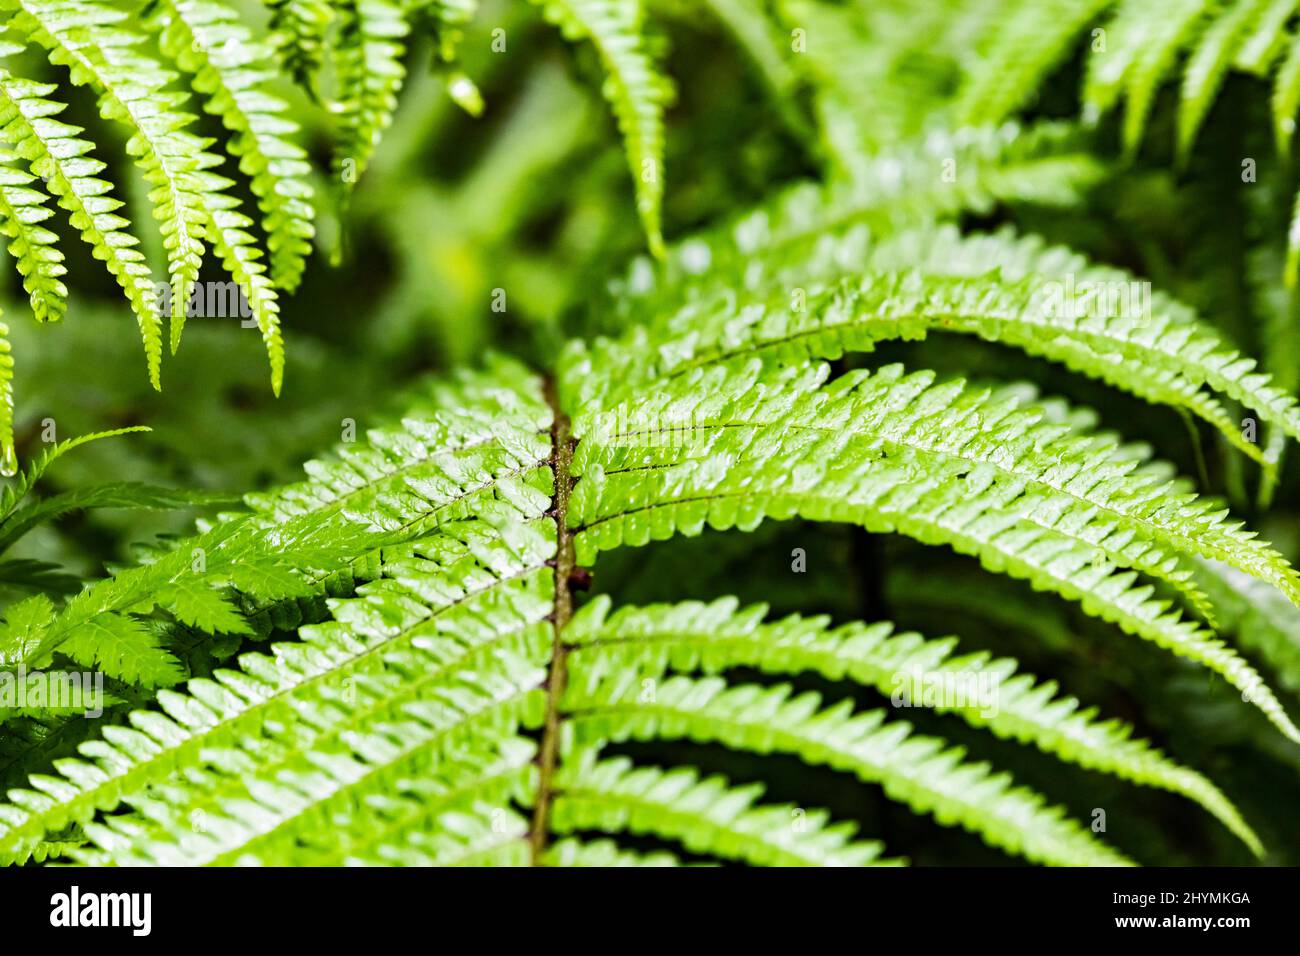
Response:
[954,0,1300,286]
[0,0,680,468]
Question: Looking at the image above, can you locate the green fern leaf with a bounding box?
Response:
[579,225,1300,471]
[264,0,334,93]
[5,0,218,384]
[0,427,149,519]
[567,595,1261,854]
[1237,0,1299,72]
[1083,0,1214,155]
[0,147,66,323]
[562,667,1132,866]
[153,578,251,636]
[156,0,316,292]
[0,321,12,477]
[542,836,684,866]
[553,751,900,866]
[597,123,1105,331]
[0,481,232,558]
[332,0,410,187]
[1177,0,1273,160]
[957,0,1109,128]
[530,0,671,257]
[1272,27,1300,156]
[0,66,162,377]
[566,361,1300,743]
[1196,558,1300,695]
[59,612,183,688]
[2,519,552,864]
[191,169,285,389]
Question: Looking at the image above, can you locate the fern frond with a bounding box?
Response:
[414,0,481,61]
[305,742,537,866]
[567,595,1262,854]
[10,0,296,381]
[1176,0,1273,161]
[957,0,1300,294]
[0,67,161,370]
[332,0,410,187]
[0,507,552,864]
[565,362,1300,743]
[156,0,316,292]
[562,667,1132,866]
[577,357,1297,615]
[578,225,1300,471]
[957,0,1109,129]
[5,0,219,385]
[774,0,985,165]
[263,0,334,93]
[598,123,1105,331]
[1237,0,1299,73]
[0,588,181,688]
[62,545,549,865]
[1083,0,1213,154]
[0,363,554,862]
[76,664,543,865]
[2,332,1289,866]
[531,0,671,257]
[1197,558,1300,694]
[966,0,1289,163]
[339,805,532,867]
[0,483,236,558]
[553,751,899,866]
[1272,26,1300,156]
[0,320,11,478]
[963,0,1258,159]
[409,0,483,114]
[60,611,184,688]
[0,426,151,524]
[542,836,684,866]
[28,839,81,862]
[9,361,550,674]
[0,147,66,323]
[191,170,285,389]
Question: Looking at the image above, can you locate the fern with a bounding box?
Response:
[5,251,1300,864]
[530,0,671,257]
[0,56,160,397]
[955,0,1300,287]
[5,0,1300,871]
[264,0,334,94]
[0,0,683,468]
[566,595,1261,853]
[412,0,484,113]
[331,0,409,188]
[584,220,1299,482]
[154,0,316,294]
[553,750,900,866]
[7,0,211,371]
[0,323,12,478]
[0,146,65,325]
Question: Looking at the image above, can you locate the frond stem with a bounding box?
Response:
[530,377,577,864]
